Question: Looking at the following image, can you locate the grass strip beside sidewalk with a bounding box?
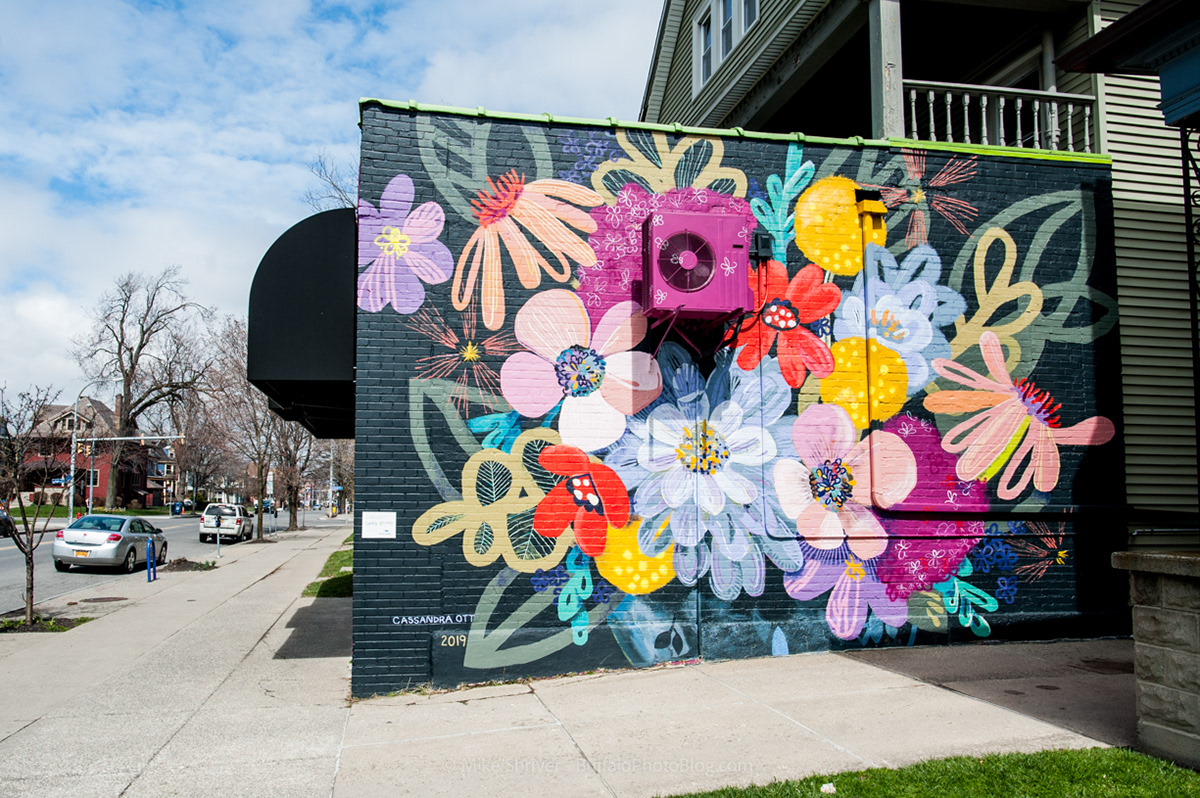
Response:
[303,546,352,598]
[670,748,1199,798]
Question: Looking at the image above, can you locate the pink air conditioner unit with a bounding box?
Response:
[641,212,754,319]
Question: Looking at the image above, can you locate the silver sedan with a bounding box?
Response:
[52,514,168,573]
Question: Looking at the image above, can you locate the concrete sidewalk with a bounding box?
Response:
[0,523,1133,798]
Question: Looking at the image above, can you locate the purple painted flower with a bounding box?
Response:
[783,546,907,641]
[358,173,452,314]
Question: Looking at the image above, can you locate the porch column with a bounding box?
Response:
[868,0,904,139]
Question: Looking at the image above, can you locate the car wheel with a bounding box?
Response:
[54,559,70,572]
[156,542,167,565]
[122,548,137,574]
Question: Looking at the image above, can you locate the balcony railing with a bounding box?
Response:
[903,80,1096,153]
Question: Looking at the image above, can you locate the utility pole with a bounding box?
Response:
[328,441,334,517]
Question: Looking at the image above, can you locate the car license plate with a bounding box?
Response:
[74,550,88,557]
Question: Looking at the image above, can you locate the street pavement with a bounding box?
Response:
[0,511,291,616]
[0,515,1134,798]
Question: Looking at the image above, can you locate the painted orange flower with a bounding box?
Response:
[453,170,602,330]
[923,331,1115,500]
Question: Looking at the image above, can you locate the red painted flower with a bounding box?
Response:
[735,261,841,388]
[533,445,630,557]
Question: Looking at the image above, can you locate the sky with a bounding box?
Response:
[0,0,664,405]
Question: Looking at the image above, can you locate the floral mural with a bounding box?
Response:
[355,105,1123,690]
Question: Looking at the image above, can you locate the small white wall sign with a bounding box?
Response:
[361,511,397,539]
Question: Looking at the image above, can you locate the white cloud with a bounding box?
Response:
[0,0,663,400]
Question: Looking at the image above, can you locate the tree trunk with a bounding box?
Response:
[24,547,34,625]
[286,484,300,530]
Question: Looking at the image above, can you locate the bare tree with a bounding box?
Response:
[302,149,357,211]
[273,420,315,530]
[144,391,236,509]
[312,439,354,514]
[0,385,68,624]
[211,316,275,540]
[72,266,213,509]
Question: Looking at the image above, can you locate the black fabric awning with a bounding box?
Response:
[248,208,356,439]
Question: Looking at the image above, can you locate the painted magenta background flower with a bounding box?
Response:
[923,331,1116,501]
[533,445,630,557]
[874,415,988,601]
[500,290,662,452]
[357,173,452,314]
[735,261,840,388]
[774,403,916,559]
[453,170,603,330]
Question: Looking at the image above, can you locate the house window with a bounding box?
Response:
[696,0,755,92]
[87,470,99,487]
[721,0,734,58]
[699,13,713,84]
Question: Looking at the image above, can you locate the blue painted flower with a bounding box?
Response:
[605,343,802,600]
[996,577,1018,604]
[832,244,966,396]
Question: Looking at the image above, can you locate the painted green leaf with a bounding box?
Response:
[417,115,554,223]
[601,169,653,198]
[521,437,562,494]
[409,379,511,502]
[428,514,464,534]
[475,522,494,556]
[508,507,556,561]
[674,139,713,188]
[476,461,512,507]
[625,128,661,166]
[708,177,738,195]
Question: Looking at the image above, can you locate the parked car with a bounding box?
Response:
[0,510,16,538]
[52,514,167,573]
[200,503,255,542]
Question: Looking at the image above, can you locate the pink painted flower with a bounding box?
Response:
[774,404,916,640]
[923,331,1115,501]
[500,290,662,452]
[774,404,917,559]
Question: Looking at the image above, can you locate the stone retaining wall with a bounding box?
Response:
[1113,550,1200,769]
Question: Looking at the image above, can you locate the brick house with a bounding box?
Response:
[23,397,152,510]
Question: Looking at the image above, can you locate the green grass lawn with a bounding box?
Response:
[302,547,352,597]
[669,748,1199,798]
[9,505,171,519]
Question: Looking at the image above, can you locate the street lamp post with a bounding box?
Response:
[67,379,114,520]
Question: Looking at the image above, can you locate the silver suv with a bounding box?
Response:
[199,503,255,542]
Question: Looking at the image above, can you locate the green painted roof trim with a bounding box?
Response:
[887,138,1111,164]
[360,98,1112,165]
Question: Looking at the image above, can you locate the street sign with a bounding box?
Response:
[51,477,71,486]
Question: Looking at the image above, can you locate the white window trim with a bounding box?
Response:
[693,0,758,96]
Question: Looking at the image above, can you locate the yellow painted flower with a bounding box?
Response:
[794,176,887,276]
[595,517,675,595]
[820,337,908,429]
